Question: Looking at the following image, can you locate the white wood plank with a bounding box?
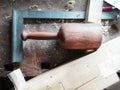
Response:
[85,0,103,23]
[104,0,120,10]
[77,73,119,90]
[24,60,100,90]
[24,37,120,90]
[8,69,26,90]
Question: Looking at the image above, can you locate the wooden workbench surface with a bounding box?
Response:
[0,0,119,78]
[0,0,87,77]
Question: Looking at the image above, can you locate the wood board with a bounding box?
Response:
[85,0,103,23]
[8,37,120,90]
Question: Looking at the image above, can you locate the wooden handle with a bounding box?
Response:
[22,32,58,41]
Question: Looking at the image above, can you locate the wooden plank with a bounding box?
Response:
[77,73,119,90]
[8,69,26,90]
[8,37,120,90]
[85,0,103,23]
[104,0,120,10]
[24,64,100,90]
[24,37,120,90]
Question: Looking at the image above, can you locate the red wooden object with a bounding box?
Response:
[22,23,102,50]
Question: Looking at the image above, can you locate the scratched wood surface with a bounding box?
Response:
[0,0,87,77]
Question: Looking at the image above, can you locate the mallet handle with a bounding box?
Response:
[22,32,58,41]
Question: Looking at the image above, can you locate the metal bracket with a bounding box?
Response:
[12,9,117,62]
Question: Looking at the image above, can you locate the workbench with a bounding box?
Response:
[0,0,87,77]
[0,0,119,89]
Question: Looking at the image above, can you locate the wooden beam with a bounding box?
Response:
[8,69,26,90]
[85,0,103,23]
[8,37,120,90]
[104,0,120,10]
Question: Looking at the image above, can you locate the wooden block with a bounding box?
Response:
[85,0,103,23]
[105,81,120,90]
